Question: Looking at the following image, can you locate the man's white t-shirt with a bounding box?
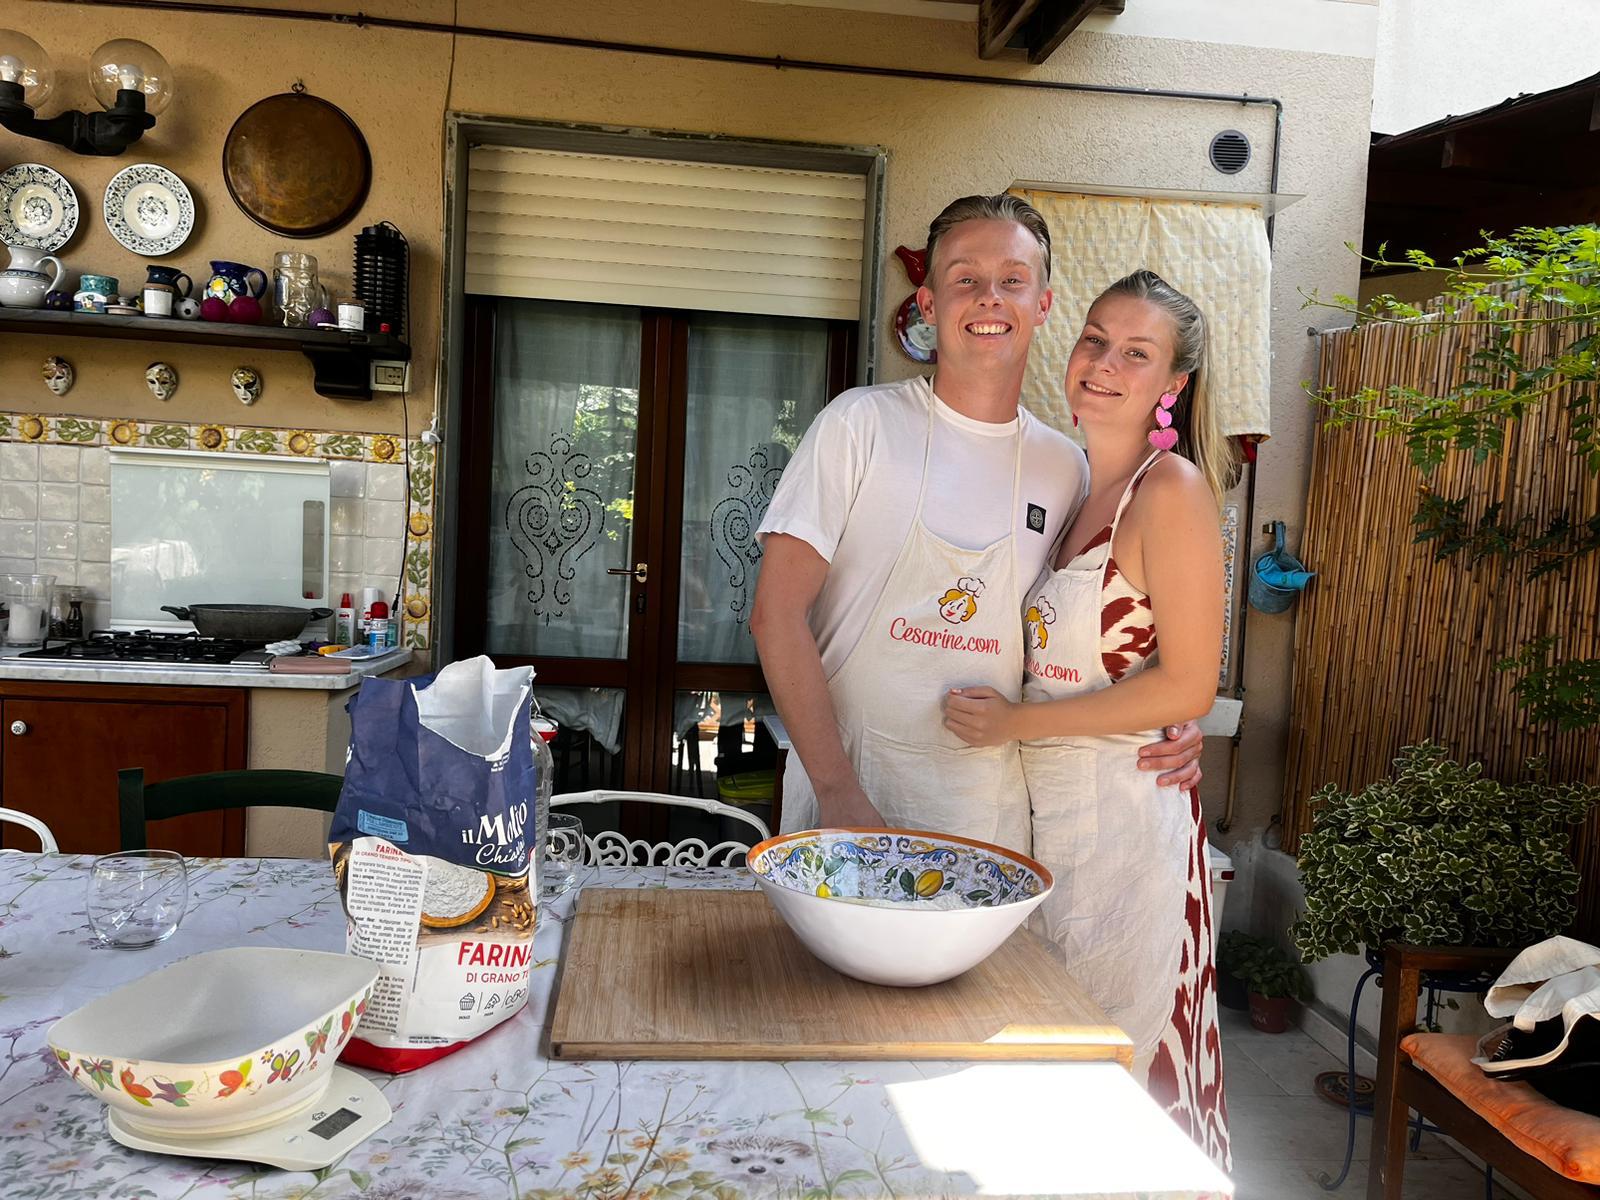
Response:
[759,375,1090,677]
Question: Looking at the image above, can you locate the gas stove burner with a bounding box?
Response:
[18,630,273,667]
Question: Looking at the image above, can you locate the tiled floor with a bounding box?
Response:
[1220,1006,1514,1200]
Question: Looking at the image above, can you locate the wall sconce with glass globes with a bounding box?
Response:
[0,30,174,156]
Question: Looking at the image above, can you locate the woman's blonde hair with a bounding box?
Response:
[1093,269,1237,505]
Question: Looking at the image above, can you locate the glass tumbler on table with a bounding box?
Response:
[543,812,584,900]
[86,850,188,948]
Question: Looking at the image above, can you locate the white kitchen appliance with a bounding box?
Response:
[106,1065,390,1170]
[109,448,331,632]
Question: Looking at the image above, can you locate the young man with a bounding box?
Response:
[752,194,1202,840]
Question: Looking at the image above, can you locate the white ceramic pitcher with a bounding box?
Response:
[0,243,65,308]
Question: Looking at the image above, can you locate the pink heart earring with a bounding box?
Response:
[1148,392,1179,451]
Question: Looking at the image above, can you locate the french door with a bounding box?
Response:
[453,296,853,810]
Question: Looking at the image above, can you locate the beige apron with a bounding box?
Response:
[781,401,1030,852]
[1020,449,1190,1067]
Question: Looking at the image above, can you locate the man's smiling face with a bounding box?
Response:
[917,219,1052,372]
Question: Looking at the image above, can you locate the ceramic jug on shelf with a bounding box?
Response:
[0,243,64,308]
[203,260,268,306]
[145,264,193,297]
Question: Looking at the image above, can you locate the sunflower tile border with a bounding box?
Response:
[0,411,436,653]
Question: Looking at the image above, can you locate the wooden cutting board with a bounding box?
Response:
[548,888,1132,1064]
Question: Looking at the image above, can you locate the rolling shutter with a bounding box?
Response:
[466,146,866,320]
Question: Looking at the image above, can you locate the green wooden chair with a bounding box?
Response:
[118,768,345,852]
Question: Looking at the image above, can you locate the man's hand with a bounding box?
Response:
[943,686,1020,748]
[815,781,886,829]
[1138,719,1204,788]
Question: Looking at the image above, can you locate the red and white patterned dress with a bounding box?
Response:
[1097,530,1231,1167]
[1021,453,1230,1171]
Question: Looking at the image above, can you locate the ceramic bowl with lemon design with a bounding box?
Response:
[748,829,1052,987]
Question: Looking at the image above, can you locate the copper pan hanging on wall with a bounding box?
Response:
[222,84,372,238]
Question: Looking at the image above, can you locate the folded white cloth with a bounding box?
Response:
[1475,936,1600,1075]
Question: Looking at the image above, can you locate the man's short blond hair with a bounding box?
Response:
[925,194,1053,283]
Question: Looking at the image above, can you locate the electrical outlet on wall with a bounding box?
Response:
[369,361,410,393]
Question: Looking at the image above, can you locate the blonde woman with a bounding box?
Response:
[943,269,1231,1169]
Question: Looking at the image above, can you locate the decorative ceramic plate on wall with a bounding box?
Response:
[0,163,79,251]
[103,163,195,256]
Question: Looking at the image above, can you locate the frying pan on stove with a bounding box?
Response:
[161,604,333,642]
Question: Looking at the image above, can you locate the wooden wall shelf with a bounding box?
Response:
[0,308,411,400]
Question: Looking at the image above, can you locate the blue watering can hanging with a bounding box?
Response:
[1249,520,1315,614]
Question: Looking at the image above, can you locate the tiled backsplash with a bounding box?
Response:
[0,415,435,649]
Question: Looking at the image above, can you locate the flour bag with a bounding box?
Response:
[330,656,537,1073]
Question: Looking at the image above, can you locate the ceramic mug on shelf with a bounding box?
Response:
[204,261,268,307]
[142,282,175,317]
[144,264,192,297]
[73,273,118,315]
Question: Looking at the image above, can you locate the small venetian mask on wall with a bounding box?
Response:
[231,366,262,406]
[145,361,179,401]
[42,356,74,397]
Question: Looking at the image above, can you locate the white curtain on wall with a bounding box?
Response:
[1012,190,1273,439]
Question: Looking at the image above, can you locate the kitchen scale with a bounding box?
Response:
[106,1065,391,1171]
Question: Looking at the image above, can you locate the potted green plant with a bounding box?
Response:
[1239,942,1311,1034]
[1215,929,1260,1011]
[1293,742,1600,965]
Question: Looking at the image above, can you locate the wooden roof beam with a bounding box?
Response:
[979,0,1114,62]
[978,0,1044,59]
[1022,0,1109,63]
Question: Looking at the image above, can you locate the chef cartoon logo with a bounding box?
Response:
[1026,596,1055,649]
[937,577,985,624]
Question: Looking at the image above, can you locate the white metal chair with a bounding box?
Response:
[550,789,771,867]
[0,807,59,853]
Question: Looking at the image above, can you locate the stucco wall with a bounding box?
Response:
[1373,0,1600,135]
[10,0,1375,845]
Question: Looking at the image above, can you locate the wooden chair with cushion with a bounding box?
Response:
[1370,943,1600,1198]
[118,768,344,852]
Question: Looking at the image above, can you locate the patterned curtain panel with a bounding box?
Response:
[1011,191,1272,439]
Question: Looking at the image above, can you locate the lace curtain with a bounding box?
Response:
[483,302,827,753]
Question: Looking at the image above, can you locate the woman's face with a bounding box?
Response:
[1065,294,1185,431]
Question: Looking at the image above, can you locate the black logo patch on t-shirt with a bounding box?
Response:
[1026,503,1047,533]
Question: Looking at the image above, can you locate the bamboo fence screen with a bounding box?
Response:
[1285,302,1600,931]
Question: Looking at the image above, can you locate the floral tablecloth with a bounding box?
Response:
[0,855,1231,1200]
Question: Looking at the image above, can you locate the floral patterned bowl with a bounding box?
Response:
[48,947,377,1136]
[748,829,1053,987]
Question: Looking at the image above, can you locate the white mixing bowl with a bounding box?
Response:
[749,828,1053,987]
[49,947,378,1136]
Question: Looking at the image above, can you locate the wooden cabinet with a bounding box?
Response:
[0,681,248,856]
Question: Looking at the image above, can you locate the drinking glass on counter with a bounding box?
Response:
[86,850,189,948]
[543,812,585,900]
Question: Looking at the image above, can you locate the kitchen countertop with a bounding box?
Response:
[0,644,413,689]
